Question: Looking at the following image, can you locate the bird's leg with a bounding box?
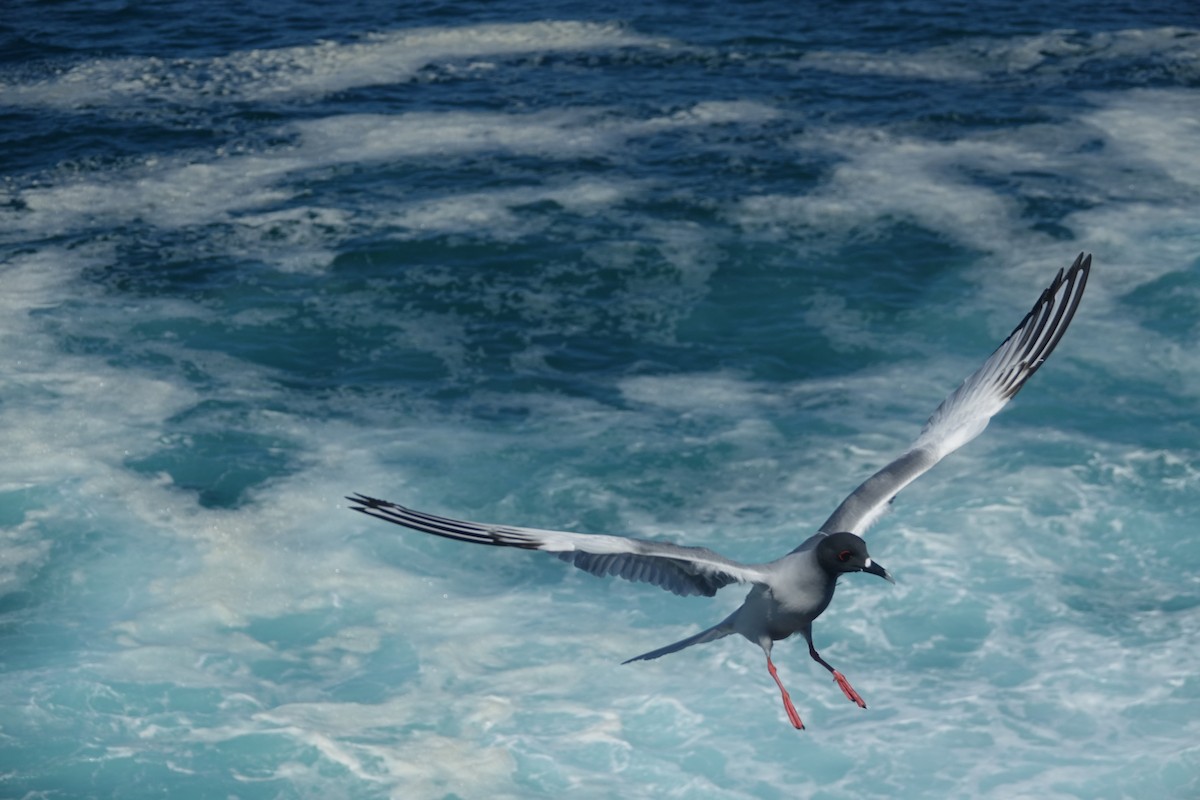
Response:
[831,671,866,708]
[765,655,805,730]
[808,640,867,708]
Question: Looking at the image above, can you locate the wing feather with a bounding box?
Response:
[818,253,1091,536]
[347,493,768,597]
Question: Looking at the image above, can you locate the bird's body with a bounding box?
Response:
[751,555,835,636]
[349,253,1092,729]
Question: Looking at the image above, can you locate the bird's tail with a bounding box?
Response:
[622,617,735,664]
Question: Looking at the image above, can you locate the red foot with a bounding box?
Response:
[766,657,806,730]
[779,689,805,730]
[832,670,867,708]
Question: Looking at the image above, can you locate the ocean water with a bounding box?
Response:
[2,1,1199,797]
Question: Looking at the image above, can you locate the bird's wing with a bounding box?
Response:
[347,493,771,597]
[817,252,1091,537]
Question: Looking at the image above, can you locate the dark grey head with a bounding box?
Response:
[816,531,895,583]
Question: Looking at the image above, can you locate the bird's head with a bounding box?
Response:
[817,531,895,584]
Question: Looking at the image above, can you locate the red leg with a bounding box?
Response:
[766,655,805,730]
[808,638,868,708]
[832,670,866,708]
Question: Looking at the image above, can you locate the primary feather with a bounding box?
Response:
[346,494,770,597]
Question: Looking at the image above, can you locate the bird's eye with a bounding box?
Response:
[837,550,852,563]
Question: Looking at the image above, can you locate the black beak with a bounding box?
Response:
[862,558,895,584]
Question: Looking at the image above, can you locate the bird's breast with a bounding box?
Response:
[767,556,837,621]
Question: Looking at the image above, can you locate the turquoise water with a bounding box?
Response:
[2,2,1199,798]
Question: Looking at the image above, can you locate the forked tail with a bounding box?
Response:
[621,618,735,664]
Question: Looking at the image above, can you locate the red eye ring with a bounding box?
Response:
[837,550,852,563]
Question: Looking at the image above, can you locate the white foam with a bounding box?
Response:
[12,153,303,234]
[394,178,638,239]
[0,519,52,596]
[0,251,202,491]
[3,99,779,270]
[1,21,670,108]
[293,100,778,163]
[1077,88,1200,188]
[800,26,1200,82]
[219,205,354,274]
[733,129,1028,251]
[799,49,983,81]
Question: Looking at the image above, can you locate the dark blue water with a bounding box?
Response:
[2,2,1198,798]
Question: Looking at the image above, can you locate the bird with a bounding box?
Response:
[348,252,1091,730]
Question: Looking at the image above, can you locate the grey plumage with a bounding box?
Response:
[348,252,1092,729]
[347,500,767,597]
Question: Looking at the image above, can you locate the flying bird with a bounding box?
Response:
[348,253,1091,729]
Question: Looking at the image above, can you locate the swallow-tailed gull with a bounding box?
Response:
[348,252,1091,729]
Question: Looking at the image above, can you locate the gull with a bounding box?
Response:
[348,253,1091,729]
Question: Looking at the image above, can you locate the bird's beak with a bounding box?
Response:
[862,557,895,584]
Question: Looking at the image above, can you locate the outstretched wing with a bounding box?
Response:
[347,494,770,597]
[818,252,1091,536]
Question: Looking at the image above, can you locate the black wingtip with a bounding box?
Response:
[1070,251,1091,276]
[1077,253,1092,283]
[346,492,387,512]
